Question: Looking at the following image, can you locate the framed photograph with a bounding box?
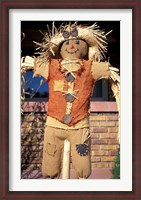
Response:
[0,0,140,199]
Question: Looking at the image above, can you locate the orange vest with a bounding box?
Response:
[47,59,95,126]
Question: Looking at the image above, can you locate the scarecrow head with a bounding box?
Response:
[59,25,88,59]
[34,22,111,62]
[60,39,88,59]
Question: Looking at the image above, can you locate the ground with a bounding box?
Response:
[22,168,112,179]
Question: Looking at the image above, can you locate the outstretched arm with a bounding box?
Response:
[91,61,120,113]
[21,56,49,80]
[91,61,110,80]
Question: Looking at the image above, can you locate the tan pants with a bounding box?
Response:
[42,126,91,179]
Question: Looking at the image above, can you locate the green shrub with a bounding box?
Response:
[112,146,120,179]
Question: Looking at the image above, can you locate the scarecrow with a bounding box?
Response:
[21,22,120,179]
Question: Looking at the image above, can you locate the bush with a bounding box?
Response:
[112,146,120,179]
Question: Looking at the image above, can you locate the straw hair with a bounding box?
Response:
[109,67,120,114]
[33,22,111,63]
[109,66,120,142]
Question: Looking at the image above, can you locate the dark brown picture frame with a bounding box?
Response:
[0,0,141,199]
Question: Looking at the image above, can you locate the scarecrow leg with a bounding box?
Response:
[62,139,70,179]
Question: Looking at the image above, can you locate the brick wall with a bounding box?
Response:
[21,112,46,172]
[90,113,119,169]
[21,101,119,175]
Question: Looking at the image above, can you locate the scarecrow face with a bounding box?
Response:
[60,39,88,59]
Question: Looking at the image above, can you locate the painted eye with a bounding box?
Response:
[75,39,79,44]
[63,31,70,39]
[70,27,78,37]
[65,40,69,45]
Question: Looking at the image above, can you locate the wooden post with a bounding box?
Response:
[62,139,70,179]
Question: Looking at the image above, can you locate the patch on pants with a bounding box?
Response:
[76,128,90,156]
[45,143,57,156]
[76,143,89,156]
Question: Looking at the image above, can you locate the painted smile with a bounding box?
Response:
[65,48,79,54]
